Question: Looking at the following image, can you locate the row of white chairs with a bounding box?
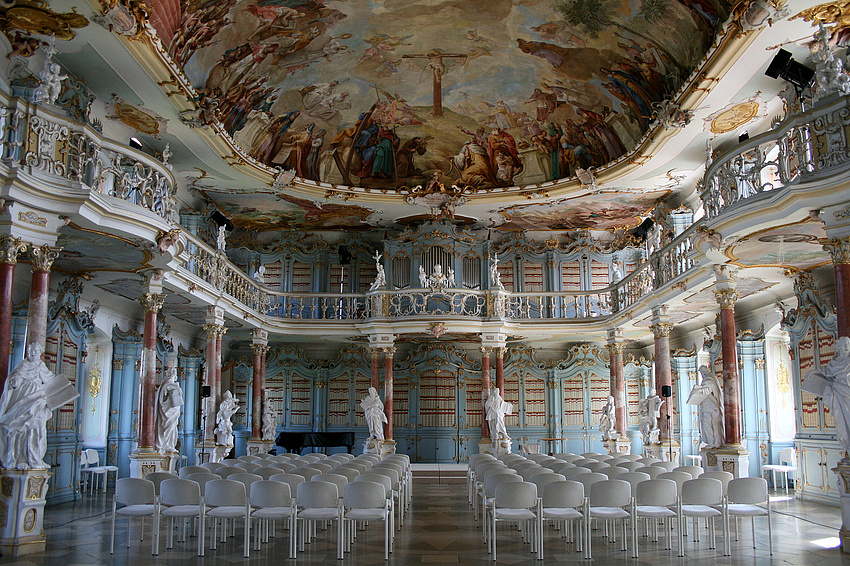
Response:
[470,452,773,560]
[110,452,411,560]
[79,449,119,494]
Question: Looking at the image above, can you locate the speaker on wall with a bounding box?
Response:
[660,385,672,398]
[201,385,211,398]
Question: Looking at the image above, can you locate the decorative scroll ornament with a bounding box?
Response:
[0,1,89,40]
[271,168,296,190]
[139,292,165,313]
[0,236,26,264]
[18,211,47,227]
[203,323,227,338]
[156,228,181,254]
[406,175,468,220]
[30,245,60,272]
[651,100,694,129]
[820,236,850,264]
[792,0,850,29]
[88,346,102,414]
[429,322,447,338]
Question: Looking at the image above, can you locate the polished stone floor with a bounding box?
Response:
[3,464,850,565]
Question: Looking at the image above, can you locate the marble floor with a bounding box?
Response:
[3,466,850,565]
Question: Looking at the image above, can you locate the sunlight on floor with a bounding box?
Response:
[811,537,841,549]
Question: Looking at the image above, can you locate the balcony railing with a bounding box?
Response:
[699,94,850,219]
[0,96,176,222]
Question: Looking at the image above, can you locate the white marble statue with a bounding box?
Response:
[370,251,387,291]
[214,391,239,446]
[638,387,663,445]
[216,225,227,251]
[261,396,277,441]
[0,343,55,469]
[803,336,850,454]
[687,365,724,449]
[490,253,505,290]
[599,394,617,441]
[361,386,387,441]
[155,366,183,454]
[253,264,266,285]
[36,62,67,106]
[418,265,427,288]
[447,267,456,288]
[485,387,512,441]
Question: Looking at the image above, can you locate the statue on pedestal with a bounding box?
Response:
[803,336,850,455]
[485,387,512,441]
[155,367,183,454]
[639,387,663,445]
[599,394,617,441]
[361,387,387,441]
[369,251,387,291]
[490,253,505,290]
[215,391,240,446]
[687,365,724,449]
[261,397,277,441]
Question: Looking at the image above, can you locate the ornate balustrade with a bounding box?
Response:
[0,96,176,222]
[699,94,850,219]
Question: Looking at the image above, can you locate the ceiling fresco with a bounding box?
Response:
[53,225,152,274]
[726,220,830,272]
[497,188,670,230]
[150,0,728,191]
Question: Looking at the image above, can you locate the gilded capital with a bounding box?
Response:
[370,348,380,360]
[495,347,506,359]
[139,293,165,313]
[606,342,624,356]
[649,322,673,338]
[0,236,26,265]
[250,343,269,355]
[820,237,850,265]
[203,323,226,338]
[714,288,739,309]
[381,346,396,358]
[479,346,493,356]
[30,245,60,272]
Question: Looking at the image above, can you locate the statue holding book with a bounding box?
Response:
[803,336,850,455]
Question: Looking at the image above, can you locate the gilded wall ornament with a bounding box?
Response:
[89,347,102,414]
[0,1,88,41]
[139,293,165,313]
[0,236,26,265]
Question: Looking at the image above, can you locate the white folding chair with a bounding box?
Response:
[145,472,178,496]
[249,480,296,558]
[650,461,678,472]
[727,477,772,554]
[674,465,704,478]
[762,447,797,494]
[540,480,586,556]
[635,478,680,556]
[203,479,251,557]
[343,481,392,560]
[158,478,204,555]
[84,449,118,493]
[586,479,636,559]
[179,466,208,479]
[680,477,729,556]
[110,478,159,555]
[295,480,343,558]
[488,481,541,561]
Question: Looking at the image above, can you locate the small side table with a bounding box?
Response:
[684,454,702,465]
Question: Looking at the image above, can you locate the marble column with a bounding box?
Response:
[495,347,505,394]
[0,237,26,392]
[821,237,850,337]
[606,329,631,455]
[250,344,267,439]
[383,347,395,440]
[202,323,226,441]
[649,321,674,440]
[25,245,60,355]
[138,293,164,451]
[480,347,492,439]
[370,348,380,390]
[716,288,742,446]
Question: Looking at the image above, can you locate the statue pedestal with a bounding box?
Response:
[491,438,512,456]
[129,450,174,478]
[363,439,396,456]
[833,460,850,553]
[702,446,750,478]
[246,439,274,457]
[604,437,632,455]
[194,441,231,464]
[478,439,494,455]
[645,439,681,464]
[0,469,50,557]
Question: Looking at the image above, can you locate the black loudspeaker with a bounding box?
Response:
[765,49,815,89]
[338,245,352,265]
[201,385,211,398]
[661,385,672,398]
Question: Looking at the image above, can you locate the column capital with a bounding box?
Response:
[606,342,624,355]
[203,323,227,338]
[479,346,493,356]
[494,347,506,359]
[251,328,269,347]
[250,343,269,355]
[714,288,739,309]
[381,346,396,358]
[139,292,165,313]
[649,322,674,338]
[369,348,380,360]
[820,237,850,265]
[0,236,26,265]
[30,244,60,272]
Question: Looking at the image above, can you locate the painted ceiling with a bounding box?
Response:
[149,0,727,192]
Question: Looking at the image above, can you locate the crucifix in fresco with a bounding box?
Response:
[401,49,467,117]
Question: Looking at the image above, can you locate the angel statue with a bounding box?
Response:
[370,251,387,291]
[489,253,505,290]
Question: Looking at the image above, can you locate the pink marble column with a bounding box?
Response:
[203,324,225,440]
[370,349,380,390]
[480,346,492,439]
[821,238,850,337]
[25,245,60,355]
[138,293,164,450]
[383,347,395,440]
[251,343,268,439]
[495,347,505,394]
[650,321,674,440]
[716,289,742,446]
[214,328,225,406]
[607,341,626,438]
[0,237,26,393]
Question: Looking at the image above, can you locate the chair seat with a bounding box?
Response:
[252,507,294,519]
[493,508,537,521]
[83,467,109,474]
[298,508,340,520]
[207,506,248,518]
[345,508,389,521]
[681,505,721,517]
[589,507,630,519]
[727,504,767,516]
[635,505,676,518]
[543,507,583,520]
[162,505,201,517]
[117,504,157,516]
[762,465,796,473]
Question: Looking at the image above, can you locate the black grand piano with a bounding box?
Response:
[275,431,356,454]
